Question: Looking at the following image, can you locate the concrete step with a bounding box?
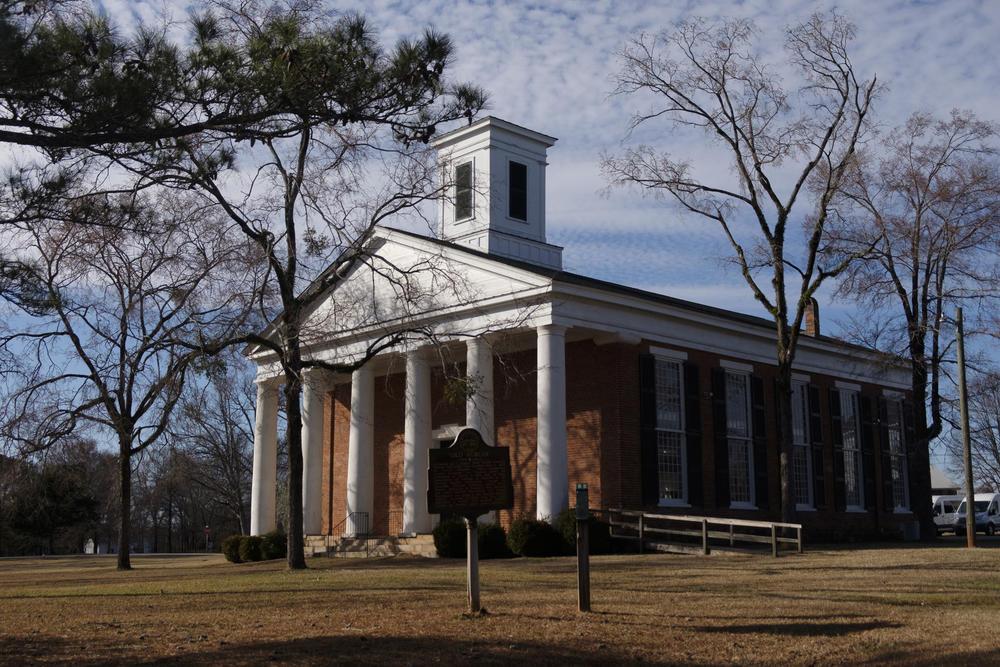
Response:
[303,534,438,558]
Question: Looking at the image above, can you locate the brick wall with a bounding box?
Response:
[319,338,918,542]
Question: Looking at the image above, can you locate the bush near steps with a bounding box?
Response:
[222,532,287,563]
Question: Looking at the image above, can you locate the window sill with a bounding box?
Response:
[845,506,867,513]
[729,502,758,511]
[892,507,912,515]
[795,504,816,512]
[658,500,691,509]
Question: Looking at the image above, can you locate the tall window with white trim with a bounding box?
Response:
[791,382,813,508]
[838,389,863,509]
[885,399,909,510]
[655,358,686,503]
[726,371,753,506]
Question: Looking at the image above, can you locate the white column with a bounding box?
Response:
[403,349,432,535]
[250,379,279,536]
[345,365,374,536]
[301,369,326,536]
[537,324,568,522]
[466,337,494,441]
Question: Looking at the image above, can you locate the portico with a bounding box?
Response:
[249,322,571,537]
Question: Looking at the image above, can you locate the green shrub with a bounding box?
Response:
[506,517,564,557]
[555,508,577,548]
[260,531,287,560]
[222,535,243,563]
[433,517,467,558]
[555,508,613,555]
[238,535,263,562]
[477,522,511,559]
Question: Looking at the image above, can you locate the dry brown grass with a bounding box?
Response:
[1,543,999,665]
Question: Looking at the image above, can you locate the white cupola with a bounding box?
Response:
[431,117,563,270]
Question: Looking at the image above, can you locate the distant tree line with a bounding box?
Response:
[0,352,285,556]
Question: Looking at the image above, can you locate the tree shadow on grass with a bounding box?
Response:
[0,634,643,666]
[692,618,901,637]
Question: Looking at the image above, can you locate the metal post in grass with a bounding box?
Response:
[576,483,591,613]
[956,307,976,549]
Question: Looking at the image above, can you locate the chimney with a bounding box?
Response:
[805,298,820,336]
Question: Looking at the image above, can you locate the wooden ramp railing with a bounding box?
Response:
[609,509,802,557]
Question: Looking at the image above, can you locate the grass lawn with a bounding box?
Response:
[1,543,999,665]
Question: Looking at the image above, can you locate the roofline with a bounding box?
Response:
[384,227,902,361]
[430,116,557,150]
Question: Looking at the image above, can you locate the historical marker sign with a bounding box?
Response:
[427,427,513,519]
[427,427,513,614]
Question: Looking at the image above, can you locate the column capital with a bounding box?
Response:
[537,323,568,337]
[302,366,335,391]
[254,375,283,390]
[405,344,436,362]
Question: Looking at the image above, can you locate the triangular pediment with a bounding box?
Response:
[285,227,552,359]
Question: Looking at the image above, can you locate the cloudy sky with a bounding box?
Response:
[99,0,1000,329]
[334,0,1000,322]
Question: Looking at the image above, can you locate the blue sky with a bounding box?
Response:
[326,0,1000,318]
[95,0,1000,324]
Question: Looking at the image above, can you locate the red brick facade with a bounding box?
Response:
[320,338,918,542]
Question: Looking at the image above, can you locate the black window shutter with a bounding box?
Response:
[638,354,658,507]
[509,161,527,220]
[902,399,917,506]
[711,367,729,509]
[808,385,826,510]
[902,399,917,455]
[860,395,877,512]
[830,389,846,512]
[878,397,894,512]
[751,375,769,510]
[683,362,703,506]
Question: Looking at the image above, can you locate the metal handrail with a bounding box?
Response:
[327,512,371,557]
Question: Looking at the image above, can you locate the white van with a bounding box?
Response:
[932,495,963,534]
[952,493,1000,536]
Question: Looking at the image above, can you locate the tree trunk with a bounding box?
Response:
[908,353,936,540]
[284,317,307,569]
[775,359,796,525]
[116,441,132,570]
[284,373,306,569]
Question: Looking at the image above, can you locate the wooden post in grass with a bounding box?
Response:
[956,307,976,549]
[576,483,590,612]
[466,517,480,613]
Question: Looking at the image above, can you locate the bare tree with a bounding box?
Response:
[941,372,1000,493]
[97,1,486,569]
[0,192,258,569]
[602,12,877,522]
[827,110,1000,537]
[169,351,256,535]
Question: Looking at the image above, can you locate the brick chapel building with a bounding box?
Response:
[247,117,926,545]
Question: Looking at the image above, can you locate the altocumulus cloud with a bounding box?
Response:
[94,0,1000,328]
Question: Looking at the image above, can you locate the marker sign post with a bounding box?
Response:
[427,428,513,614]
